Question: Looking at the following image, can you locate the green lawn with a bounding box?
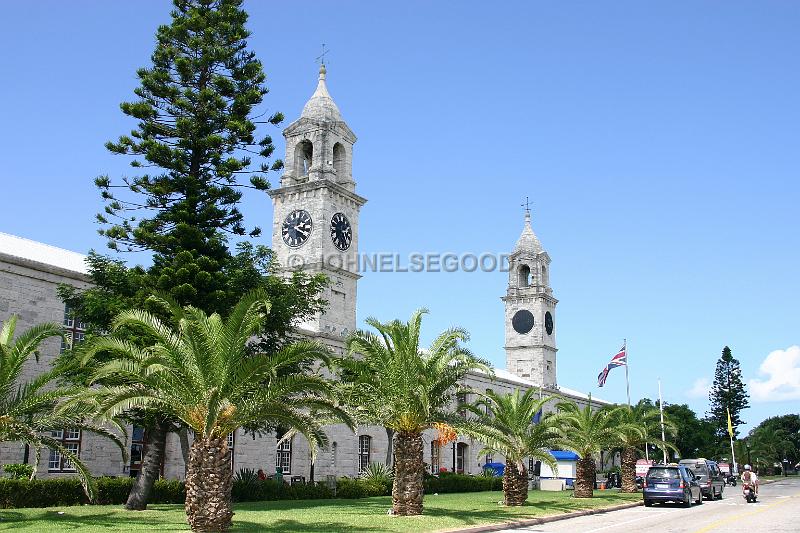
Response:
[0,490,641,532]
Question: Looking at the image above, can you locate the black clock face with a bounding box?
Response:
[330,212,352,251]
[512,310,534,334]
[282,209,313,248]
[545,311,554,335]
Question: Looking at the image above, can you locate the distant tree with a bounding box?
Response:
[748,415,800,474]
[662,403,718,459]
[708,346,750,440]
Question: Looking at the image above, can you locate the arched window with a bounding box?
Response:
[518,264,531,287]
[333,142,346,176]
[276,437,292,475]
[295,140,313,176]
[541,264,548,285]
[358,435,371,474]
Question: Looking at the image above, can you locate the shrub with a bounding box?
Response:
[360,463,393,484]
[151,478,186,504]
[3,463,35,480]
[336,477,390,498]
[0,478,84,508]
[96,477,134,504]
[424,473,502,494]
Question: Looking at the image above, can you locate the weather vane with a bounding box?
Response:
[316,43,329,66]
[521,196,531,215]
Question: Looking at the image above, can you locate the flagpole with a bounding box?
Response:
[658,378,668,464]
[728,408,738,475]
[624,338,630,407]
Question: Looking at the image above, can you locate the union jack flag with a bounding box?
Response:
[597,343,626,388]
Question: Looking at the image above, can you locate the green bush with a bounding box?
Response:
[0,478,84,508]
[151,478,186,504]
[336,477,391,498]
[2,463,35,480]
[96,477,134,504]
[424,473,502,494]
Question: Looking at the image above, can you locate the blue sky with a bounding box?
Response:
[1,1,798,434]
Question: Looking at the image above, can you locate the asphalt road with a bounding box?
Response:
[500,478,800,533]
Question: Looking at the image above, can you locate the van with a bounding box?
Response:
[678,458,725,500]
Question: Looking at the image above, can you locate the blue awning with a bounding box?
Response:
[549,450,580,461]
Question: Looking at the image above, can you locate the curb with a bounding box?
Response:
[446,500,644,533]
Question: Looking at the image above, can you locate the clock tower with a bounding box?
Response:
[502,208,558,388]
[269,65,366,348]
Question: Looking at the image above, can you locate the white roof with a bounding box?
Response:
[301,64,344,123]
[0,232,88,275]
[473,367,612,405]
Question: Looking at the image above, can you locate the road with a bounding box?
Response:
[500,477,800,533]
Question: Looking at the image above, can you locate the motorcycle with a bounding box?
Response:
[726,474,737,486]
[742,483,757,503]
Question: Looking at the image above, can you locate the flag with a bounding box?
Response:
[597,343,626,388]
[597,367,610,387]
[727,408,734,438]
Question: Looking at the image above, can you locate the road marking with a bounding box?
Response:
[691,492,800,533]
[579,508,684,533]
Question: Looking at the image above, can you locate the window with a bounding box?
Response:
[61,305,86,353]
[227,431,235,470]
[276,438,292,475]
[484,453,493,465]
[331,442,338,469]
[456,442,468,474]
[49,429,81,472]
[333,142,346,176]
[430,441,440,474]
[518,264,531,287]
[456,392,467,418]
[358,435,371,475]
[295,140,313,176]
[484,388,493,416]
[129,426,145,477]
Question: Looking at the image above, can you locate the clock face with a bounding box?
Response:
[282,209,313,248]
[512,310,534,334]
[545,311,554,335]
[330,212,352,251]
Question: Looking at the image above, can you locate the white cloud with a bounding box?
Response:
[750,345,800,402]
[686,377,711,399]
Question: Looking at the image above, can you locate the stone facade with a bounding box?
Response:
[0,65,613,483]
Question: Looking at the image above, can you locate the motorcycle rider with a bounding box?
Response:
[741,464,759,495]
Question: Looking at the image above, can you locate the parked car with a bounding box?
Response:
[679,458,725,500]
[643,464,703,507]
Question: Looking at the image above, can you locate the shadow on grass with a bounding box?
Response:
[0,509,184,531]
[232,519,387,532]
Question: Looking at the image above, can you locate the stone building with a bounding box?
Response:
[0,65,610,482]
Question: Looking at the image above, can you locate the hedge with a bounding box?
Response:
[0,473,501,509]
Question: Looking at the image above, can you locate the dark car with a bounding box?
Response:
[643,464,703,507]
[679,459,725,500]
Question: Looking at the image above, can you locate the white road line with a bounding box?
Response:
[576,508,685,533]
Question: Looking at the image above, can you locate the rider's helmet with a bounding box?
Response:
[744,464,751,471]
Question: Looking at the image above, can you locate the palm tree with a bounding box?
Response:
[551,399,641,498]
[81,291,350,532]
[612,401,677,492]
[461,388,560,505]
[339,309,490,516]
[0,315,125,501]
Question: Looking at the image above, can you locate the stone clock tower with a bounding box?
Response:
[269,65,366,348]
[502,208,558,388]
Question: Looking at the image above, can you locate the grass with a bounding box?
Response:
[0,490,641,532]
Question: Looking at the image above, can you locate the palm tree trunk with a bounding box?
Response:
[503,461,528,505]
[392,431,423,515]
[621,446,638,493]
[185,436,233,532]
[126,419,168,510]
[575,456,595,498]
